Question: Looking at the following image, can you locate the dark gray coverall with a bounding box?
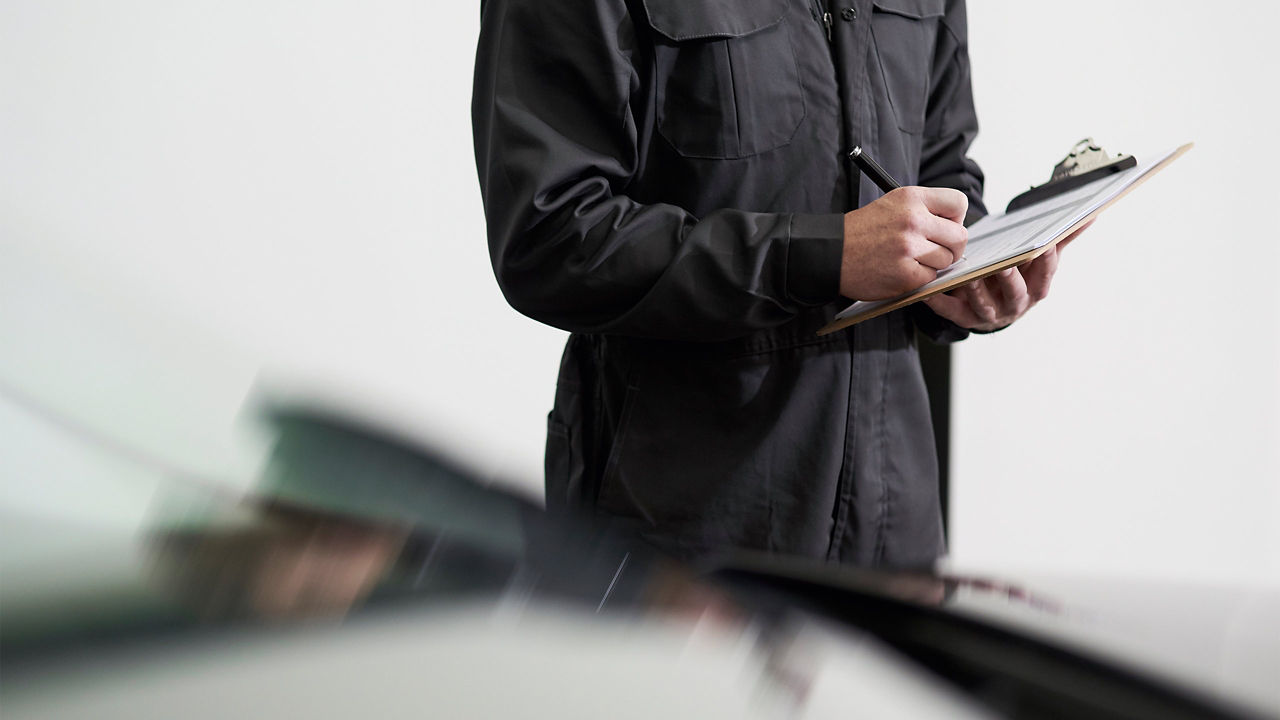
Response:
[472,0,986,567]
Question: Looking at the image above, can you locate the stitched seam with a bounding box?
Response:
[922,34,963,144]
[726,334,843,360]
[640,5,786,42]
[874,338,890,564]
[826,335,858,561]
[939,11,963,47]
[869,24,922,135]
[779,19,808,148]
[870,1,945,21]
[723,41,742,156]
[782,214,795,305]
[598,381,653,525]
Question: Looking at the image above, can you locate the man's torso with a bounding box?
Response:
[544,0,954,567]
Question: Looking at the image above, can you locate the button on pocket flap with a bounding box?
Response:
[640,0,788,41]
[871,0,946,20]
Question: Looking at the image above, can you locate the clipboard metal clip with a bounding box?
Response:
[1050,138,1132,181]
[1007,138,1137,213]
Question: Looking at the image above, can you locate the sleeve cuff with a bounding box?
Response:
[908,302,971,344]
[785,213,845,306]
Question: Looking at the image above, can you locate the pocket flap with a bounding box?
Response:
[639,0,788,41]
[871,0,946,20]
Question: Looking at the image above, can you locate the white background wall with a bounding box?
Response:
[2,2,1276,585]
[954,1,1280,584]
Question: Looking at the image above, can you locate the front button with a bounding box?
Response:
[841,7,856,21]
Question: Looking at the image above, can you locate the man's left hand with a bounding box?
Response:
[922,220,1093,332]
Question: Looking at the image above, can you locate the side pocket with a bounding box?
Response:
[544,413,574,512]
[596,382,640,515]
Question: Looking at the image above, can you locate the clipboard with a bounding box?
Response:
[817,142,1194,336]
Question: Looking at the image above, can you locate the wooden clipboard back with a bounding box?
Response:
[817,142,1194,336]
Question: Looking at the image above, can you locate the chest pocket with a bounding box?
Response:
[640,0,805,160]
[870,0,945,135]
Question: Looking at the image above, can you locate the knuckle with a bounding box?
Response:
[904,209,928,234]
[896,232,916,255]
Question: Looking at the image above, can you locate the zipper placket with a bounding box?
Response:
[811,0,833,42]
[811,0,861,562]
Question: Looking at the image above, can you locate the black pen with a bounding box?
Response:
[849,146,982,227]
[849,146,900,195]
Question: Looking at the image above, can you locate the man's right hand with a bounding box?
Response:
[839,187,969,300]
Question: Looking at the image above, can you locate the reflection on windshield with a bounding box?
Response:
[3,399,1272,720]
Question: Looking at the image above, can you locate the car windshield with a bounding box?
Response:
[4,396,1276,720]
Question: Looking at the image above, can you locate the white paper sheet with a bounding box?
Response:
[830,145,1183,325]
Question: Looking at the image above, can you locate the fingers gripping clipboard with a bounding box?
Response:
[817,142,1194,336]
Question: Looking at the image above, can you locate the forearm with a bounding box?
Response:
[489,191,844,340]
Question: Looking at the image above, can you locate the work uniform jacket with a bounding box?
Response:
[473,0,986,567]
